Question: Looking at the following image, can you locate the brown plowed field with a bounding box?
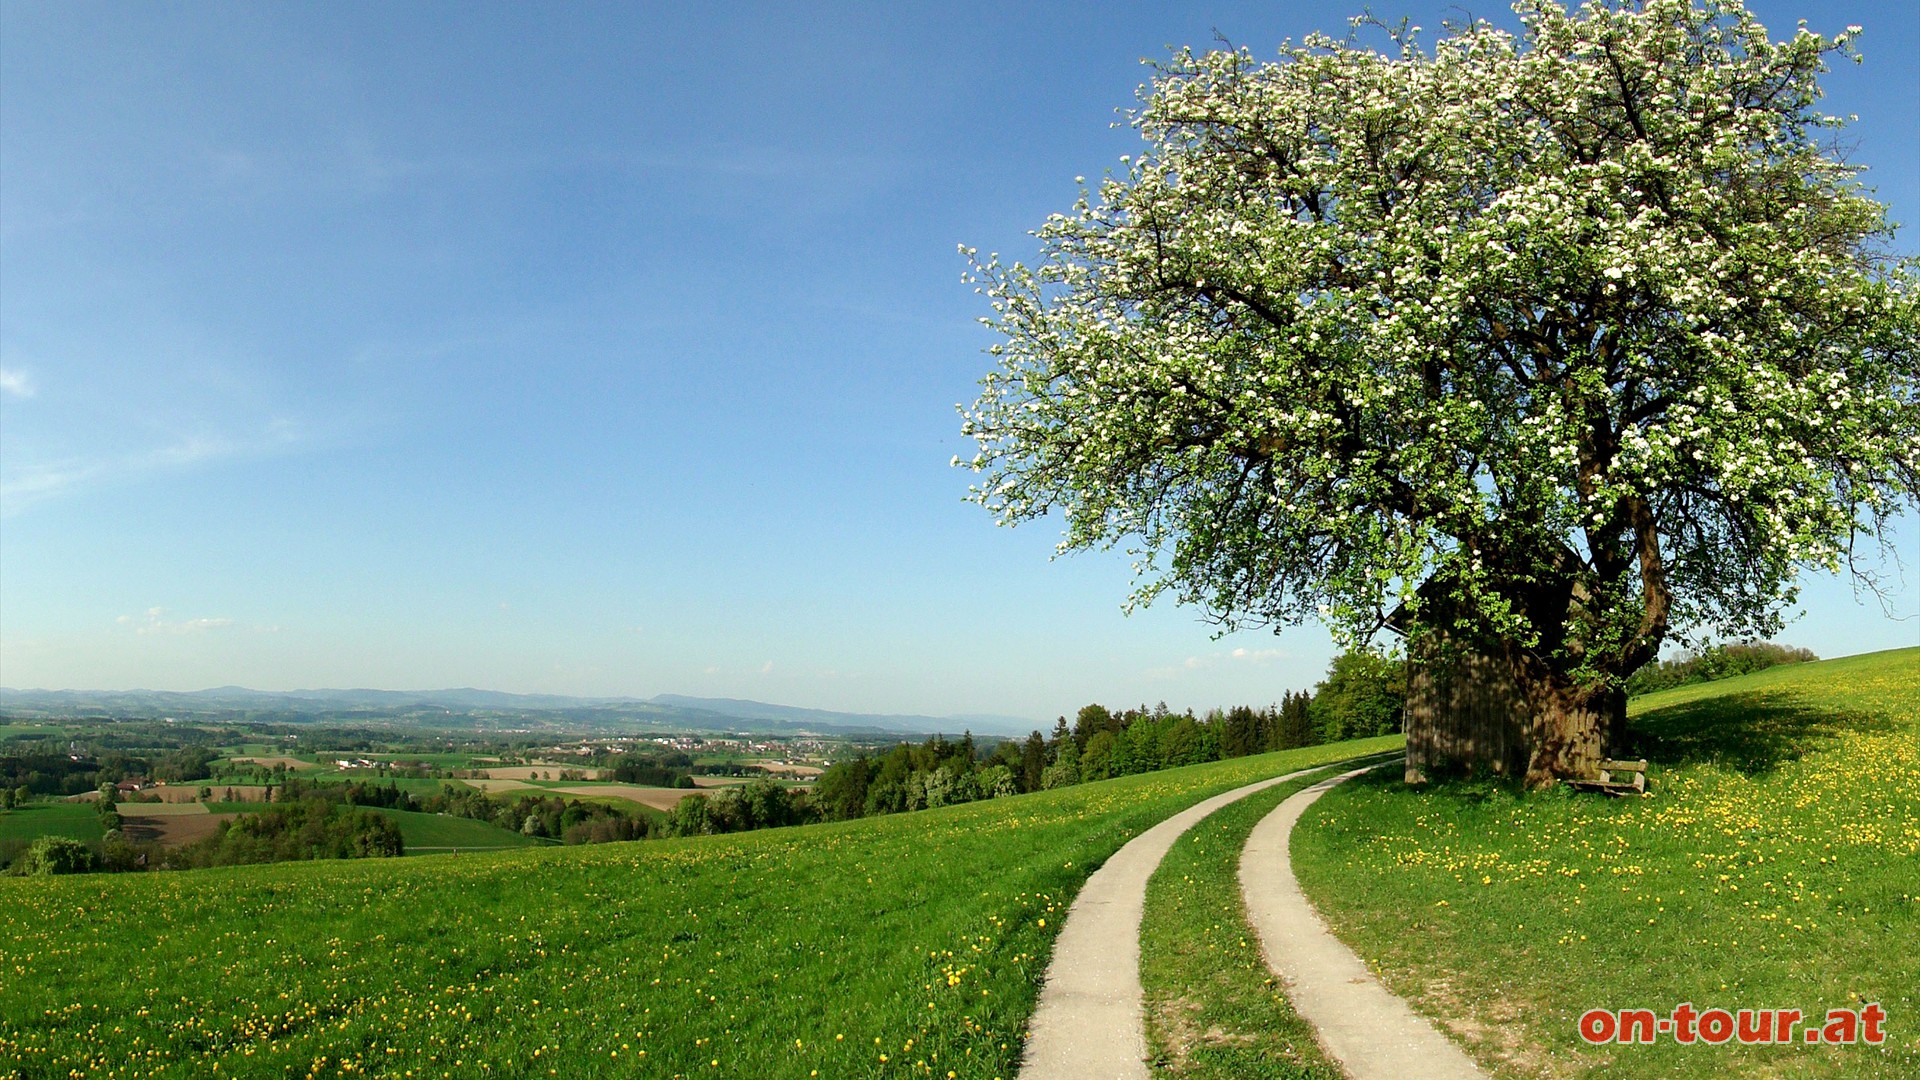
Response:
[118,807,233,846]
[550,784,696,811]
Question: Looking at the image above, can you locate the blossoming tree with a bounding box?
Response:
[960,0,1918,785]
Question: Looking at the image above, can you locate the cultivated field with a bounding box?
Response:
[0,735,1399,1078]
[76,785,275,804]
[550,782,696,811]
[117,807,229,847]
[472,765,609,781]
[1294,648,1919,1077]
[111,802,222,817]
[226,756,309,770]
[753,763,824,778]
[456,777,536,793]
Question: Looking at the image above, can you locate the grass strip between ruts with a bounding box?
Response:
[1141,765,1348,1080]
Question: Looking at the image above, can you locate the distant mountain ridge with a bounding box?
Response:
[0,686,1036,738]
[647,694,1031,737]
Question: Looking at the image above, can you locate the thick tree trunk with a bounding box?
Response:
[1519,679,1620,789]
[1397,580,1639,788]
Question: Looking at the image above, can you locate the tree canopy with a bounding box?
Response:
[960,0,1918,780]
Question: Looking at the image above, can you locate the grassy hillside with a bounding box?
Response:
[372,808,547,852]
[1294,647,1918,1078]
[0,735,1398,1079]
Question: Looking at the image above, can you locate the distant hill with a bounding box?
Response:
[649,695,1034,738]
[0,686,1036,738]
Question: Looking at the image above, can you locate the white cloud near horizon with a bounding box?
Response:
[1147,645,1291,679]
[0,368,33,398]
[118,607,236,636]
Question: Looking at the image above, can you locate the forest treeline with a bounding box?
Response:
[0,746,220,797]
[801,649,1408,825]
[238,777,649,848]
[1622,642,1817,696]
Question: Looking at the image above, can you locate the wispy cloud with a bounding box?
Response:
[0,368,34,398]
[0,459,109,507]
[118,607,235,636]
[0,421,302,515]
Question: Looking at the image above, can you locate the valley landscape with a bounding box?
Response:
[4,1,1916,1077]
[2,651,1915,1077]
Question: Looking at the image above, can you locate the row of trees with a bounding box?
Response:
[807,651,1408,824]
[0,746,219,797]
[0,754,113,797]
[661,778,807,836]
[625,648,1410,838]
[1623,642,1818,697]
[272,777,645,845]
[167,801,405,868]
[12,800,407,876]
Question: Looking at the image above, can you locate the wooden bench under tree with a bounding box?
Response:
[1569,758,1649,795]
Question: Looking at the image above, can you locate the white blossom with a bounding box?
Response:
[959,0,1919,705]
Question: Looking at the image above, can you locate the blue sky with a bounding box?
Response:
[2,1,1915,721]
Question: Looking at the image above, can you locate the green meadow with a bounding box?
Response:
[1294,648,1919,1077]
[9,653,1904,1079]
[0,802,104,845]
[372,808,549,851]
[0,735,1397,1079]
[497,788,668,820]
[0,725,69,742]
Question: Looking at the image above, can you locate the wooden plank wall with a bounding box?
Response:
[1404,637,1533,783]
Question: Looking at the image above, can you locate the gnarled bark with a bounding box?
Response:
[1519,678,1622,790]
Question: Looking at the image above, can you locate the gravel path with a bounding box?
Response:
[1240,764,1487,1080]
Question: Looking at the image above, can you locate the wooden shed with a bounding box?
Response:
[1387,576,1539,783]
[1399,630,1534,783]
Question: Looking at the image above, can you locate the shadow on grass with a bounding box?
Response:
[1346,689,1889,804]
[1622,689,1895,776]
